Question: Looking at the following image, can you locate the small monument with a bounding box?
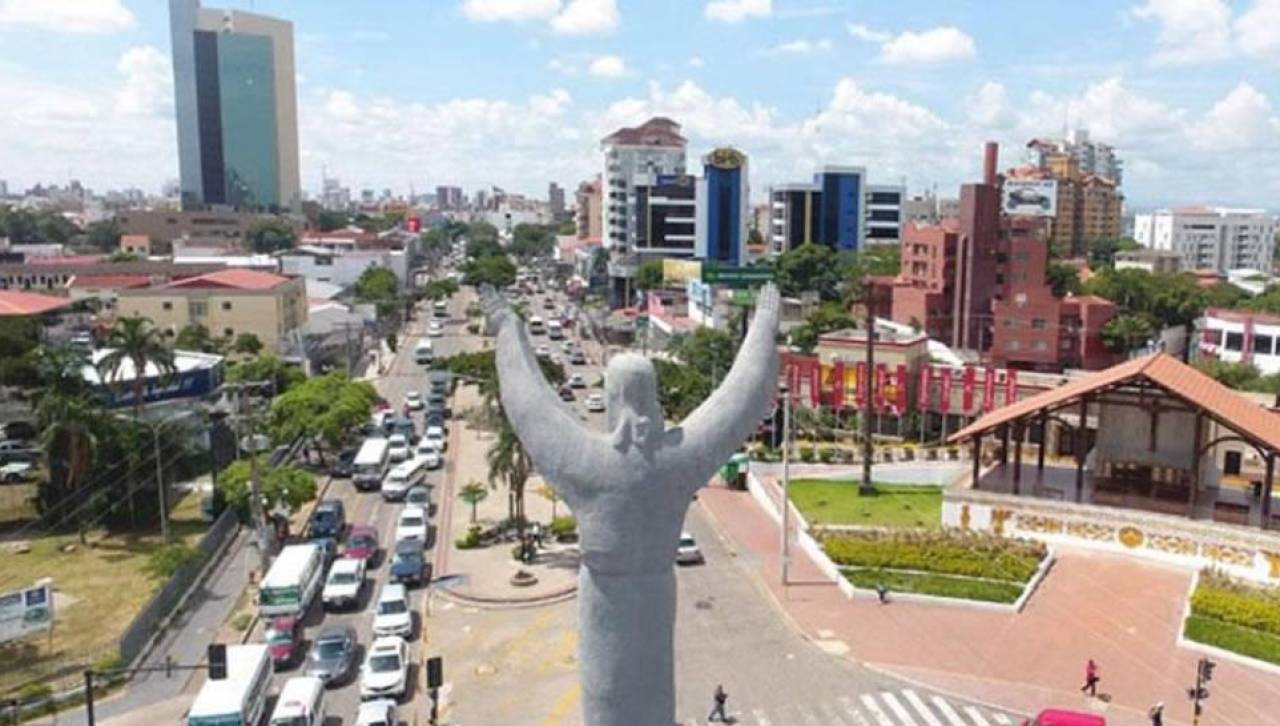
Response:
[484,284,780,726]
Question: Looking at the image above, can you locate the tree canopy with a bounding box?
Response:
[634,260,664,292]
[87,219,123,252]
[354,266,399,303]
[227,354,305,394]
[175,323,226,354]
[217,460,317,517]
[509,224,557,261]
[0,206,78,246]
[268,372,378,451]
[774,243,844,301]
[789,302,856,353]
[1087,237,1141,270]
[1194,360,1280,394]
[1045,261,1082,298]
[462,254,517,288]
[246,218,297,253]
[316,210,351,232]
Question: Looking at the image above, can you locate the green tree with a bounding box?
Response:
[86,219,123,252]
[653,358,713,421]
[268,372,377,460]
[216,460,316,518]
[789,302,856,354]
[175,323,226,354]
[420,278,460,302]
[107,251,141,263]
[458,481,489,524]
[1242,286,1280,315]
[775,243,843,301]
[486,418,532,528]
[634,260,664,292]
[466,235,505,261]
[246,218,297,254]
[844,245,901,289]
[30,346,99,538]
[316,210,351,232]
[509,224,556,261]
[1100,314,1156,354]
[232,332,263,356]
[668,326,738,383]
[97,317,176,417]
[1045,261,1082,298]
[354,266,399,303]
[590,247,609,279]
[463,255,517,288]
[227,354,305,394]
[0,317,41,387]
[1087,237,1141,270]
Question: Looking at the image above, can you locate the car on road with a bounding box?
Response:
[389,538,430,587]
[423,425,447,453]
[405,485,430,508]
[535,344,550,358]
[309,536,338,569]
[676,532,703,565]
[1021,709,1107,726]
[428,371,452,395]
[558,386,574,402]
[387,416,417,443]
[404,391,423,411]
[387,434,410,463]
[561,340,575,353]
[360,636,409,701]
[355,699,397,726]
[342,525,379,564]
[426,392,450,418]
[394,506,429,545]
[427,321,444,337]
[413,439,442,468]
[585,394,606,413]
[381,458,426,501]
[569,349,587,365]
[568,373,586,388]
[424,410,447,430]
[329,448,357,478]
[321,556,365,610]
[0,461,34,483]
[307,499,346,540]
[306,625,357,687]
[372,583,413,639]
[264,615,303,670]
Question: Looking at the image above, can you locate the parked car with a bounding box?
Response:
[676,532,703,565]
[360,636,409,701]
[423,425,447,453]
[428,371,452,394]
[423,411,447,431]
[372,583,413,639]
[558,386,574,402]
[427,321,444,337]
[307,499,346,540]
[265,615,304,670]
[413,441,442,469]
[309,537,338,569]
[568,373,586,388]
[322,556,365,610]
[342,525,379,564]
[387,434,410,464]
[405,485,430,508]
[329,448,357,478]
[404,391,424,411]
[389,539,430,587]
[0,461,34,484]
[585,394,606,413]
[535,344,551,358]
[305,624,357,686]
[394,507,428,545]
[386,416,417,443]
[355,699,397,726]
[426,392,450,417]
[1021,710,1107,726]
[569,349,587,365]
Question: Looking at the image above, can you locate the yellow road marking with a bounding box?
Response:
[538,628,577,675]
[540,683,581,725]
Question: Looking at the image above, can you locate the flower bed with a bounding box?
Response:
[820,530,1047,583]
[840,568,1025,604]
[1184,570,1280,665]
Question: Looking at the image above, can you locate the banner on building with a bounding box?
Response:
[962,367,976,414]
[809,363,821,408]
[855,362,868,408]
[406,216,422,233]
[874,363,888,414]
[895,364,908,415]
[918,364,931,412]
[940,367,952,415]
[0,579,53,645]
[663,258,703,285]
[832,361,845,409]
[1002,179,1058,218]
[1005,369,1019,406]
[983,367,997,413]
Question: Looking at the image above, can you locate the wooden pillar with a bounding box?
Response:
[1075,396,1088,503]
[1037,409,1047,473]
[1013,422,1024,495]
[1188,413,1204,518]
[971,433,982,489]
[999,425,1010,467]
[1263,453,1275,530]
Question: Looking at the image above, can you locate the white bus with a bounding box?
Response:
[528,316,545,335]
[353,438,391,491]
[187,644,271,726]
[259,544,323,618]
[268,676,325,726]
[413,339,434,365]
[546,320,563,340]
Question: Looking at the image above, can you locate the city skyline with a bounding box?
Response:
[1,0,1279,208]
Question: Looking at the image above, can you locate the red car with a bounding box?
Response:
[264,615,303,669]
[1023,710,1106,726]
[343,525,380,563]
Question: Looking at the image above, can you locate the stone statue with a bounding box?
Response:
[482,283,780,726]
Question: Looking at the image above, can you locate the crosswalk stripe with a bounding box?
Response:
[881,692,920,725]
[930,696,968,726]
[992,714,1013,725]
[796,703,823,725]
[964,705,993,726]
[840,696,872,726]
[752,708,772,726]
[860,694,898,726]
[902,690,945,726]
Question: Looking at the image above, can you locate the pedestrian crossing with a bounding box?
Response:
[683,688,1018,726]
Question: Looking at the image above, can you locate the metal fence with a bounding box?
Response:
[117,508,239,665]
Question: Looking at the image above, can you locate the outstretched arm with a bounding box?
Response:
[675,283,781,485]
[481,288,603,506]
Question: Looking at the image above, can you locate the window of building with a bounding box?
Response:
[162,301,172,311]
[1007,341,1021,351]
[189,301,207,318]
[1031,318,1046,330]
[1061,339,1073,350]
[1224,332,1244,351]
[1254,334,1275,356]
[222,301,232,311]
[224,328,234,337]
[1033,341,1048,351]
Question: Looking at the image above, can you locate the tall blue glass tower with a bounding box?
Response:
[696,147,749,265]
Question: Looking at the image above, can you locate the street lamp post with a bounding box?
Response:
[780,382,791,586]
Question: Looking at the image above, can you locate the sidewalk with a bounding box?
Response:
[697,475,1280,726]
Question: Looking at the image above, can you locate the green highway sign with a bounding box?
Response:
[728,289,758,306]
[701,264,774,288]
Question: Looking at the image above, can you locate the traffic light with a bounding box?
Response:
[207,643,227,680]
[1198,657,1216,684]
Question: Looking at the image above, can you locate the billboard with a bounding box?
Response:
[1002,179,1058,217]
[0,579,53,644]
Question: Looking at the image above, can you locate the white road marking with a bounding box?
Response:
[901,690,944,726]
[992,714,1013,725]
[964,705,993,726]
[881,692,920,725]
[930,696,968,726]
[860,694,899,726]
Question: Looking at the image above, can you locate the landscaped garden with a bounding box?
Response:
[819,530,1049,604]
[789,479,941,528]
[1183,570,1280,665]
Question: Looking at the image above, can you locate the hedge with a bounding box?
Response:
[1184,614,1280,666]
[841,568,1024,604]
[1189,571,1280,638]
[820,530,1046,583]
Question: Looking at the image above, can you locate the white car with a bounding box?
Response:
[372,583,413,639]
[403,391,423,410]
[413,441,442,469]
[360,636,408,701]
[423,425,446,453]
[321,557,365,609]
[568,373,586,389]
[427,321,444,338]
[0,461,34,483]
[387,434,410,463]
[381,459,425,501]
[535,344,551,358]
[676,532,704,565]
[394,506,428,545]
[356,699,397,726]
[585,394,606,413]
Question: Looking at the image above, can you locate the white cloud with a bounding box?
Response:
[325,90,360,121]
[1188,82,1279,150]
[460,0,560,23]
[547,57,577,75]
[764,38,832,55]
[588,55,628,78]
[966,81,1018,130]
[880,26,976,64]
[688,56,705,68]
[529,88,573,116]
[1235,0,1280,62]
[550,0,619,34]
[0,0,134,33]
[1130,0,1232,64]
[846,23,890,42]
[113,46,172,117]
[705,0,771,23]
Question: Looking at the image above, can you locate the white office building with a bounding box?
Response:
[600,117,687,252]
[1134,207,1277,274]
[277,246,409,289]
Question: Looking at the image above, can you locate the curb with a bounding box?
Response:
[435,584,578,610]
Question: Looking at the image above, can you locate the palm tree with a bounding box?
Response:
[30,346,99,541]
[486,417,532,543]
[458,481,489,524]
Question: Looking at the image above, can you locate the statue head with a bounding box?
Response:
[604,353,665,454]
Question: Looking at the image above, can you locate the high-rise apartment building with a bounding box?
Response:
[548,182,566,222]
[601,117,688,252]
[169,0,300,211]
[575,177,603,241]
[1010,147,1123,257]
[1134,207,1277,274]
[768,167,903,252]
[695,147,749,265]
[1027,130,1122,186]
[435,186,463,210]
[633,175,697,257]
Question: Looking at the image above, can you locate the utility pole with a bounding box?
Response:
[153,427,169,544]
[860,279,876,495]
[227,382,272,575]
[779,383,791,586]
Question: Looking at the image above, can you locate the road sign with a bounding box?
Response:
[635,315,649,330]
[728,289,758,307]
[701,264,774,288]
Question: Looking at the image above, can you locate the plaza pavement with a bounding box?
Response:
[696,474,1280,726]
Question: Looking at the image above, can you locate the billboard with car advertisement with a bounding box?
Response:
[1002,179,1058,217]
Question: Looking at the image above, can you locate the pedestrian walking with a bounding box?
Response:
[1081,659,1099,697]
[875,582,890,604]
[1148,702,1163,726]
[708,684,729,722]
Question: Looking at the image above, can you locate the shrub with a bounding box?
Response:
[144,543,199,580]
[466,322,481,335]
[92,653,124,673]
[841,568,1023,604]
[818,446,835,464]
[1184,614,1280,666]
[231,613,253,632]
[455,525,484,550]
[1189,572,1280,637]
[821,530,1046,582]
[798,445,815,463]
[549,516,577,540]
[18,682,52,704]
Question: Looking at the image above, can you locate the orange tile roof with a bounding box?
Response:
[67,274,151,289]
[165,267,290,291]
[950,353,1280,452]
[0,290,72,316]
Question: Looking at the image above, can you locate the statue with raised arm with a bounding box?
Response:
[482,284,780,726]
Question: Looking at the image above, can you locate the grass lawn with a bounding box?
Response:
[841,567,1024,604]
[1184,614,1280,666]
[789,479,941,528]
[0,489,208,696]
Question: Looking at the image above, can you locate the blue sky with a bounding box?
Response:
[1,0,1278,209]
